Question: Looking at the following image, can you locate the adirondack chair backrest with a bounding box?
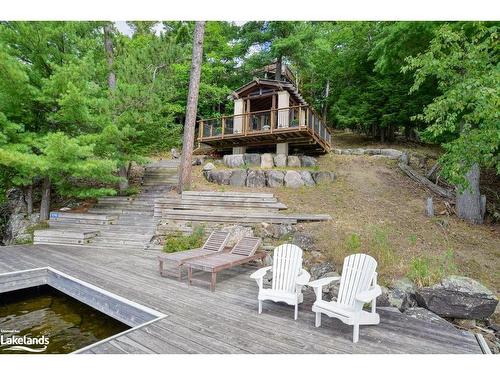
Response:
[202,231,230,252]
[231,237,261,256]
[336,253,377,307]
[271,244,303,293]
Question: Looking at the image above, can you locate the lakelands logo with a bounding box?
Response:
[1,329,49,353]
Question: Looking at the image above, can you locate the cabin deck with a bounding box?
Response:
[198,105,332,154]
[0,244,484,354]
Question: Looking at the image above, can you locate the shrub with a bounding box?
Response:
[408,234,417,246]
[163,225,205,253]
[119,187,140,196]
[408,256,433,288]
[407,248,458,287]
[371,226,395,268]
[345,233,361,252]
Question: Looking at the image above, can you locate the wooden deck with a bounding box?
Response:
[0,244,484,354]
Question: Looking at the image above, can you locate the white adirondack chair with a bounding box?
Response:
[250,244,310,320]
[308,253,382,343]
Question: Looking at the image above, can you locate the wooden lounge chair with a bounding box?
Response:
[184,236,263,292]
[157,231,229,280]
[308,253,382,343]
[250,244,310,320]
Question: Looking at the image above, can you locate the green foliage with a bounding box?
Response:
[407,248,458,287]
[25,221,50,238]
[163,225,205,253]
[370,226,395,267]
[119,187,140,197]
[344,233,361,252]
[408,234,417,246]
[0,21,497,209]
[408,256,433,287]
[403,23,499,186]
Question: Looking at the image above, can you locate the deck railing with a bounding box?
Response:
[198,105,331,148]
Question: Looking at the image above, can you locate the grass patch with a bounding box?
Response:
[369,225,397,274]
[163,225,205,253]
[119,187,140,196]
[25,221,50,237]
[408,234,417,246]
[407,248,458,287]
[345,233,361,252]
[13,221,50,245]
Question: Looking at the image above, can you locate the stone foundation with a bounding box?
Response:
[204,168,336,188]
[222,153,319,169]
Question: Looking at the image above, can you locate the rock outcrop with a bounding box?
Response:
[415,276,499,319]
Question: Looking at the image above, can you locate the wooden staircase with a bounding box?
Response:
[155,191,331,235]
[34,159,179,249]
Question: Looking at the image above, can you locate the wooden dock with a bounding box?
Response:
[0,244,484,354]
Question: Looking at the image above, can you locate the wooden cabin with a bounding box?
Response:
[197,63,332,155]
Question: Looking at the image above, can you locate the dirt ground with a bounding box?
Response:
[191,133,500,295]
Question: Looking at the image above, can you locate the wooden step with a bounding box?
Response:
[49,211,118,225]
[33,229,100,245]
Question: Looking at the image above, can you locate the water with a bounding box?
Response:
[0,285,129,354]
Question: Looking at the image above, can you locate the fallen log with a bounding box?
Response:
[398,160,455,200]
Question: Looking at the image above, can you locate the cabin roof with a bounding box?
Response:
[258,62,296,84]
[228,78,308,106]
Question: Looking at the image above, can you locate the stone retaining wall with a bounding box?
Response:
[223,153,319,169]
[204,168,336,188]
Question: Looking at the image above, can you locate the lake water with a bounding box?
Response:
[0,285,129,354]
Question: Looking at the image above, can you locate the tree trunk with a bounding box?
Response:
[104,24,116,90]
[25,184,33,215]
[456,163,483,224]
[322,79,330,119]
[40,176,51,221]
[105,23,130,193]
[118,165,129,192]
[178,21,206,193]
[275,55,282,81]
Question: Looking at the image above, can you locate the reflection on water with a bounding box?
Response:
[0,285,129,354]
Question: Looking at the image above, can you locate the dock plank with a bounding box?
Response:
[0,244,483,354]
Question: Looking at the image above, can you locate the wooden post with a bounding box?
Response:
[271,95,276,132]
[426,197,434,217]
[244,113,248,136]
[199,120,204,139]
[221,117,225,138]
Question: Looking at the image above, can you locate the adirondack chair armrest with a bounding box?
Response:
[355,285,382,304]
[250,266,272,290]
[307,276,341,289]
[250,266,272,280]
[296,269,311,286]
[308,276,341,301]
